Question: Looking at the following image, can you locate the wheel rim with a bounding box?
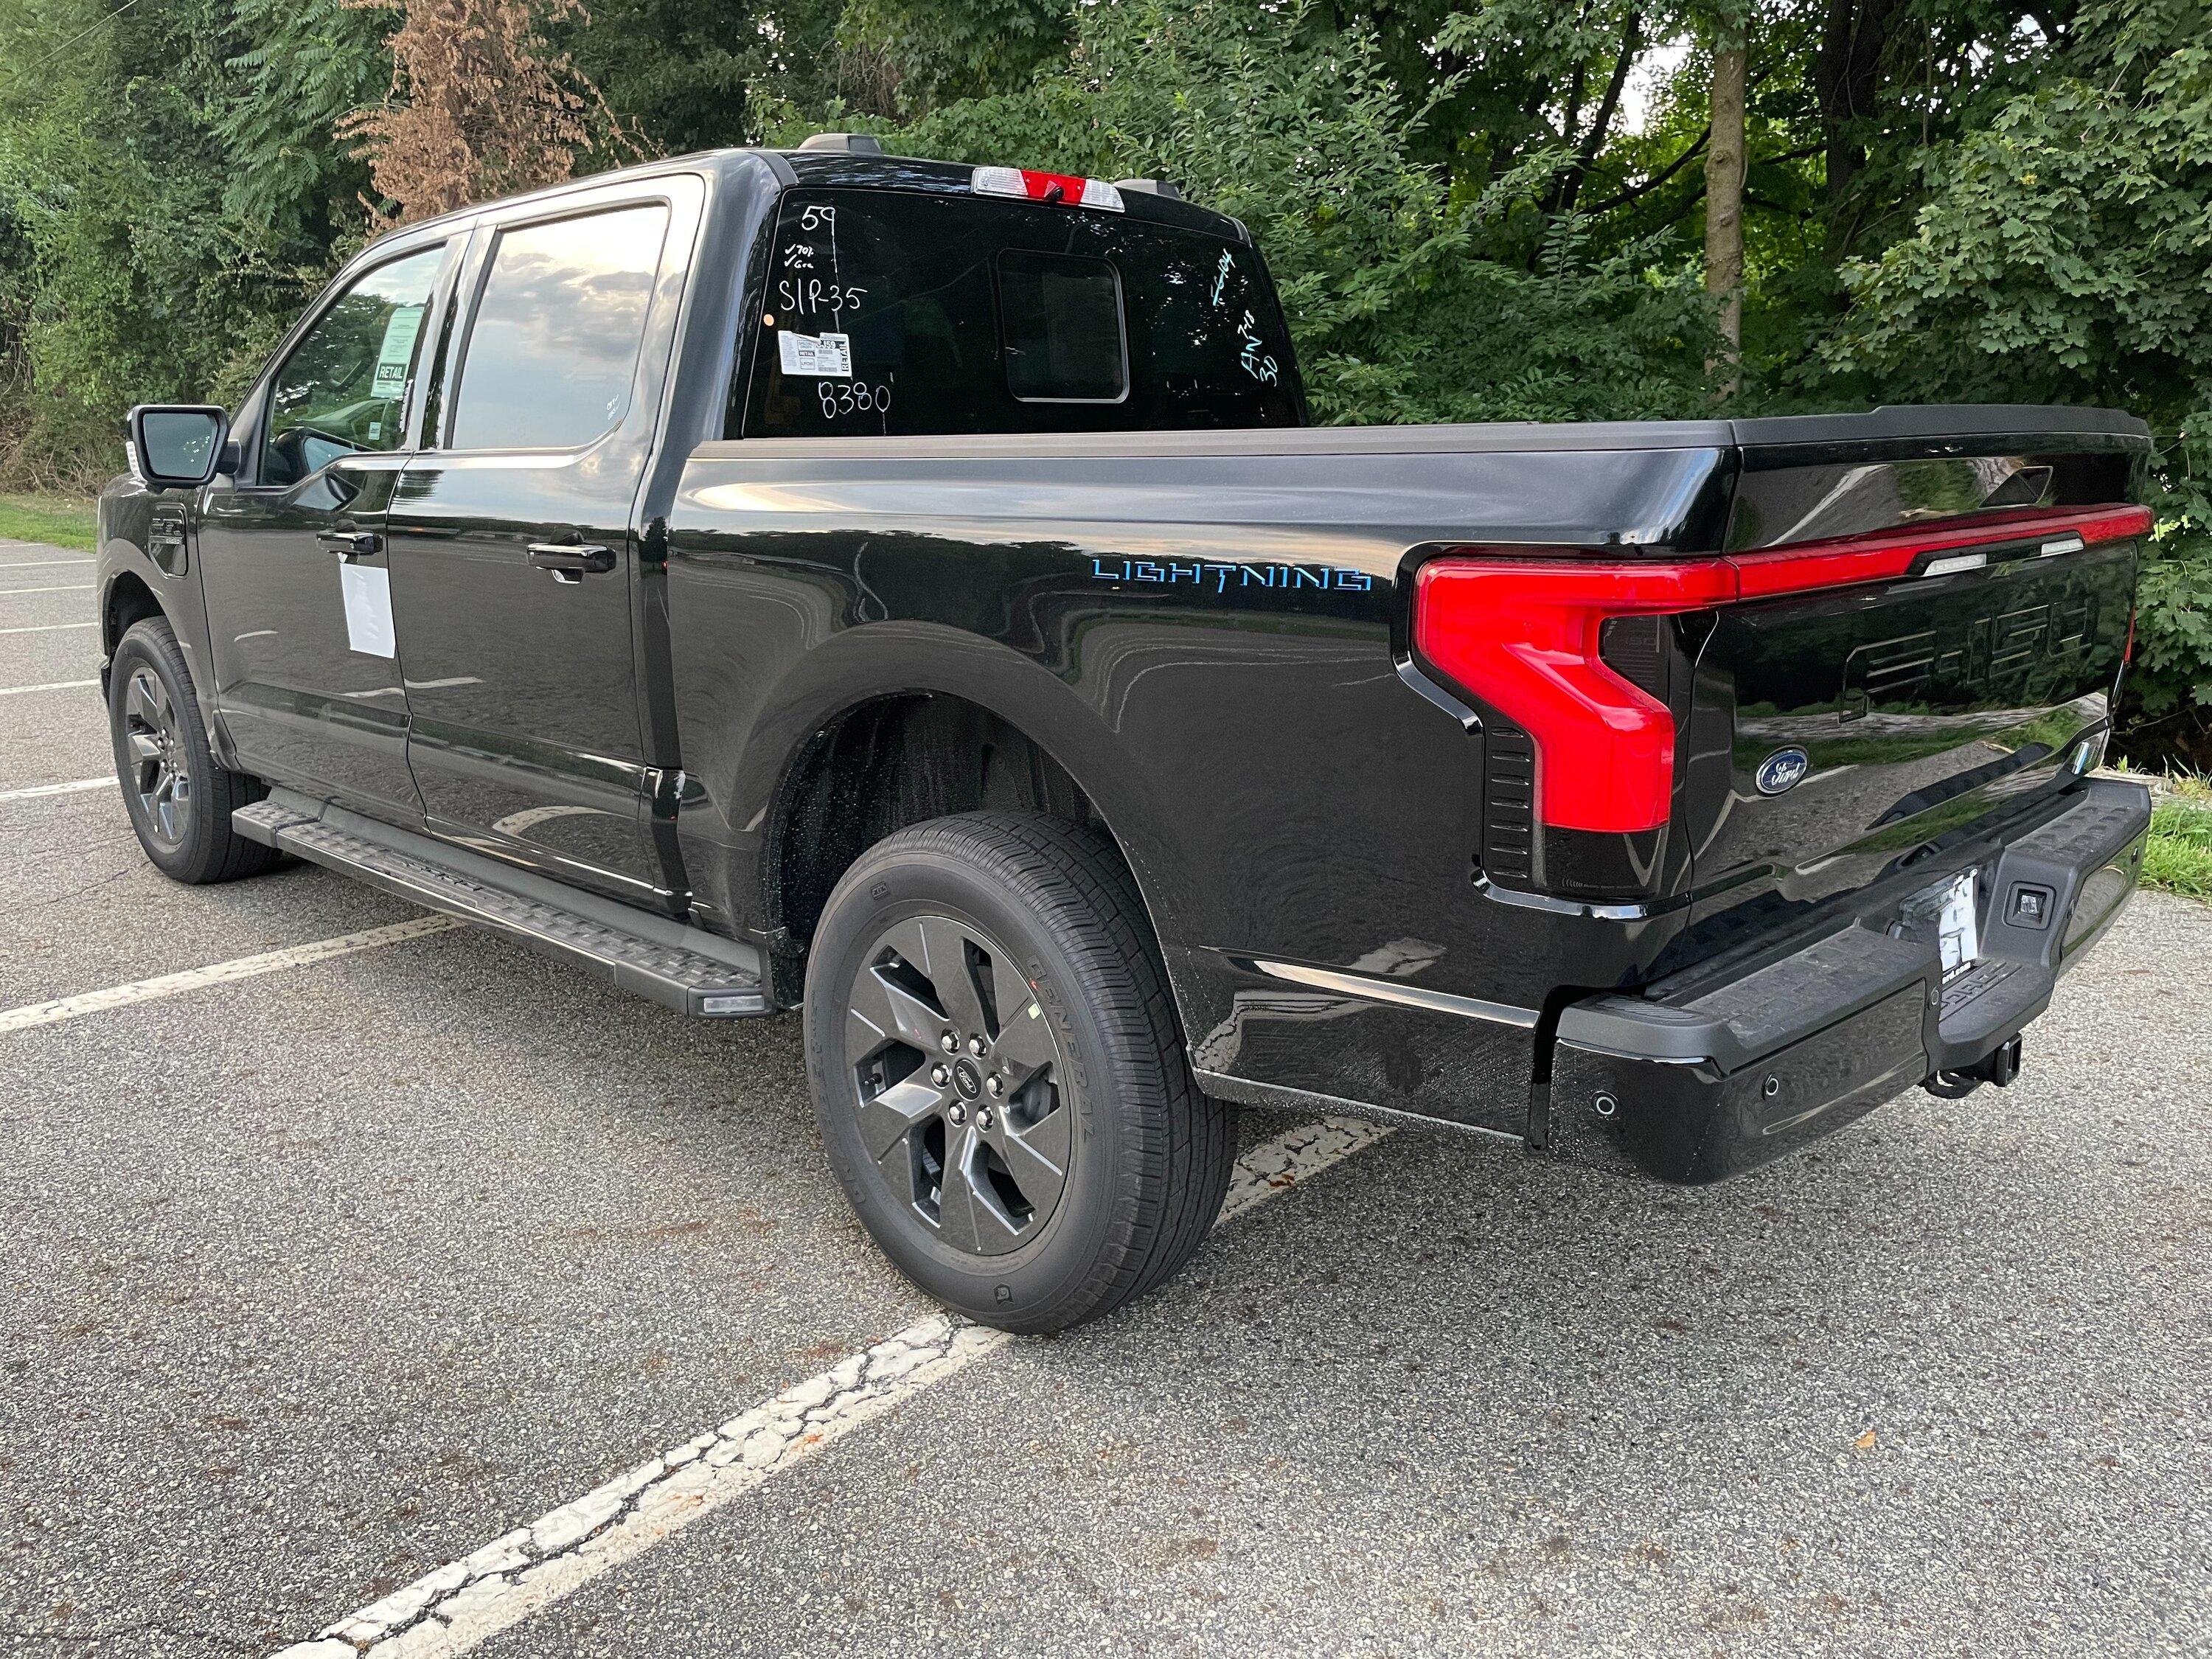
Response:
[844,914,1073,1258]
[121,664,192,849]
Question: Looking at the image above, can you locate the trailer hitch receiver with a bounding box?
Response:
[1924,1033,2024,1099]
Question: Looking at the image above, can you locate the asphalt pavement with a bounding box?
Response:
[1,536,2206,1658]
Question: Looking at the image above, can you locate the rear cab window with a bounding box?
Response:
[737,187,1300,438]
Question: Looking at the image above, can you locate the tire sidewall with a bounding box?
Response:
[108,621,218,882]
[804,834,1151,1327]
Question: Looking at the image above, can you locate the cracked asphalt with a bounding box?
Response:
[2,538,2208,1657]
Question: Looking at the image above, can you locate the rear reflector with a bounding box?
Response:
[970,166,1125,212]
[1413,504,2152,836]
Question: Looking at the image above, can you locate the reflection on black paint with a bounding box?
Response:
[451,204,669,451]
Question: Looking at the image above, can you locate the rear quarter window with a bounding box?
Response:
[737,188,1299,438]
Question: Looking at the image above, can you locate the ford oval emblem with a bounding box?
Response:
[1756,748,1810,796]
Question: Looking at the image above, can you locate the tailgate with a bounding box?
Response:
[1685,409,2152,914]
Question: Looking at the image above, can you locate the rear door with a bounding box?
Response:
[199,239,456,821]
[387,175,703,905]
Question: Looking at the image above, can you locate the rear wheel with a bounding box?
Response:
[108,616,276,885]
[804,813,1237,1333]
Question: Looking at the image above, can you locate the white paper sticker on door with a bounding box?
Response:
[341,562,396,657]
[776,330,852,378]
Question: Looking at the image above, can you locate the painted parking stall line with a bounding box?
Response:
[271,1117,1395,1659]
[0,582,94,594]
[0,776,115,803]
[0,679,99,698]
[0,916,465,1036]
[0,557,95,568]
[0,620,97,636]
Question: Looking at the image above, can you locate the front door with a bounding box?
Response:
[388,183,695,905]
[198,240,454,822]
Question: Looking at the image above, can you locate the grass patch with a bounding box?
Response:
[0,492,97,551]
[2144,795,2212,901]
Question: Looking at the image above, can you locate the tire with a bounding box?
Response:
[108,616,278,885]
[804,813,1237,1334]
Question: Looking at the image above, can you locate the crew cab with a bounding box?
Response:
[101,138,2154,1331]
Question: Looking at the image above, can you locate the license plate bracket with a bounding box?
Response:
[1898,869,1981,983]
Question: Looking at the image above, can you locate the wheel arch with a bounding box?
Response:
[101,569,168,663]
[739,633,1190,1009]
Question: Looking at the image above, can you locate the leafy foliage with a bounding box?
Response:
[215,0,389,247]
[1823,0,2212,759]
[835,0,1066,113]
[553,0,856,156]
[0,0,286,475]
[899,0,1720,424]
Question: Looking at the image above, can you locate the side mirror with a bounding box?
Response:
[127,404,230,490]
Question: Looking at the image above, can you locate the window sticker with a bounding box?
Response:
[371,304,425,398]
[777,330,853,378]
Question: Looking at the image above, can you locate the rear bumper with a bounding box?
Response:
[1545,778,2151,1184]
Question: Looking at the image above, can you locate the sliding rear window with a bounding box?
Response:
[998,250,1127,403]
[737,187,1298,438]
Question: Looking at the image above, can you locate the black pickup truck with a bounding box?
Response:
[102,139,2154,1331]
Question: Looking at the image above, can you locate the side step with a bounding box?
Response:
[234,792,768,1018]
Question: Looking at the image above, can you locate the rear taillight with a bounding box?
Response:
[1412,504,2152,838]
[1413,560,1732,833]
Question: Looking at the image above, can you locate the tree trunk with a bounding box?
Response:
[1816,0,1900,247]
[1704,35,1747,392]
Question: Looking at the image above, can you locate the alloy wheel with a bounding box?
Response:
[844,914,1072,1257]
[122,664,192,849]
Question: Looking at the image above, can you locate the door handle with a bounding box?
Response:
[317,529,380,560]
[528,542,617,582]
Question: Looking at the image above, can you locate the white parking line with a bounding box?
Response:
[0,621,97,635]
[271,1116,1393,1659]
[0,776,114,802]
[0,582,94,594]
[0,679,98,698]
[0,557,94,567]
[0,916,465,1037]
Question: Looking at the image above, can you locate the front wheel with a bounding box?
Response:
[108,616,277,885]
[803,813,1237,1334]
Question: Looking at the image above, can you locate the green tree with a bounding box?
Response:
[1825,0,2212,759]
[897,0,1722,423]
[835,0,1067,114]
[215,0,389,248]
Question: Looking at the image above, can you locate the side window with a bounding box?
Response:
[740,189,1299,438]
[448,204,670,452]
[262,245,445,487]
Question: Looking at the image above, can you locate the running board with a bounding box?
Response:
[233,791,768,1018]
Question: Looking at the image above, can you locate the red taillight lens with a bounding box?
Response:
[1413,504,2153,838]
[1413,560,1733,832]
